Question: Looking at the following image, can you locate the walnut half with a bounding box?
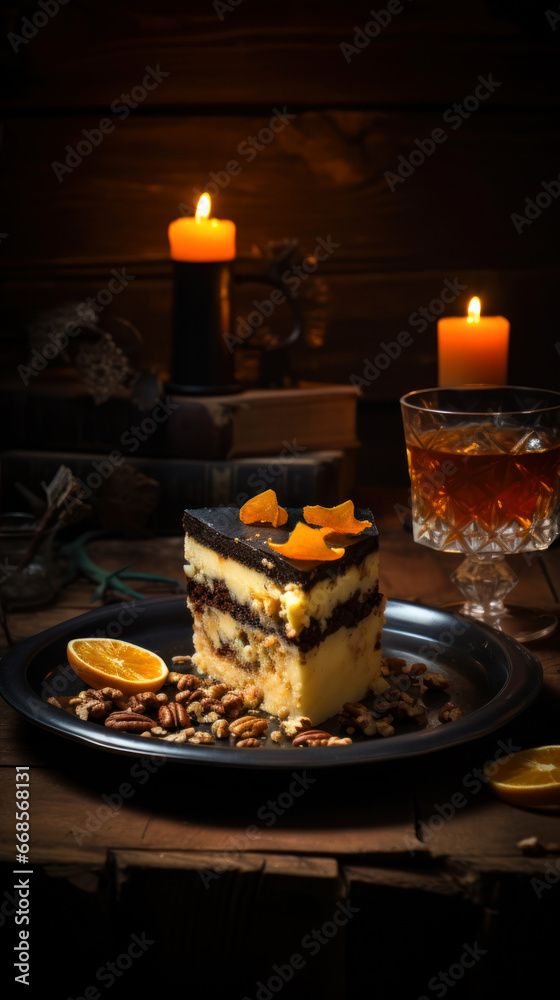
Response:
[438,702,462,724]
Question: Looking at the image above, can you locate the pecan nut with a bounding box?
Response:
[221,693,244,719]
[94,686,123,700]
[381,657,407,675]
[158,702,189,728]
[174,688,204,705]
[339,702,377,736]
[127,691,168,713]
[187,700,204,723]
[200,697,225,717]
[47,695,79,712]
[75,698,113,721]
[105,711,154,733]
[402,662,427,677]
[236,738,261,748]
[376,717,395,737]
[176,673,201,691]
[438,702,462,723]
[229,715,268,739]
[327,737,353,746]
[292,729,332,747]
[212,719,230,739]
[166,671,184,685]
[76,687,119,702]
[395,696,427,726]
[205,683,229,699]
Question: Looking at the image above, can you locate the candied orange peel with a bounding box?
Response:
[240,489,288,527]
[304,500,371,535]
[268,522,345,561]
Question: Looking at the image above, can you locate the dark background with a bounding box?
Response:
[1,0,559,491]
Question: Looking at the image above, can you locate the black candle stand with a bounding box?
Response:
[166,260,240,396]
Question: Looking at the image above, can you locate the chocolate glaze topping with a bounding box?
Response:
[183,506,379,590]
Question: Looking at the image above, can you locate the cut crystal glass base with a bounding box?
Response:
[446,555,557,642]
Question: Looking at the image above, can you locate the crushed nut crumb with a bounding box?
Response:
[188,732,214,745]
[280,716,311,738]
[438,702,462,724]
[517,836,546,856]
[423,671,450,691]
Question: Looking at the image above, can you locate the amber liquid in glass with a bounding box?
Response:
[407,424,560,549]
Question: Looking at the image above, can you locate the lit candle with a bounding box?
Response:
[166,193,238,395]
[168,194,236,262]
[437,297,509,386]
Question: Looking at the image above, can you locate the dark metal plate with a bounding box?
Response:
[0,597,542,769]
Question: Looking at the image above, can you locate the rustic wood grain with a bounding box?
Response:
[1,0,557,109]
[109,842,346,995]
[3,265,560,398]
[2,112,559,270]
[0,761,422,859]
[414,766,560,860]
[344,862,463,895]
[112,848,339,878]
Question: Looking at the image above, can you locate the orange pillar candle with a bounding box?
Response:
[438,297,509,386]
[168,194,236,262]
[166,194,238,394]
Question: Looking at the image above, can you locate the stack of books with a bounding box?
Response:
[2,384,359,530]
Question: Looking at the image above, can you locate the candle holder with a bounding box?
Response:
[167,260,237,395]
[401,386,560,642]
[167,258,303,396]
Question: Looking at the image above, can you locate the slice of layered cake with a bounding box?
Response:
[183,496,386,725]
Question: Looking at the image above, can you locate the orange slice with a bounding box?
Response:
[268,522,345,561]
[485,746,560,810]
[67,638,169,696]
[304,500,371,535]
[240,489,288,527]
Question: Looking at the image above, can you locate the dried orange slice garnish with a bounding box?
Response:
[240,490,288,527]
[67,638,169,696]
[304,500,372,535]
[268,522,345,561]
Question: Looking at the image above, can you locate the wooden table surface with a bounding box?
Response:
[1,493,559,995]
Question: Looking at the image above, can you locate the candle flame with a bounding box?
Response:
[467,296,481,323]
[195,194,211,222]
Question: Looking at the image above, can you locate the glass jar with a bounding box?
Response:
[0,513,59,610]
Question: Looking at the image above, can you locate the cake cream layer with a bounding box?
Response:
[183,506,379,589]
[184,533,379,642]
[191,602,386,724]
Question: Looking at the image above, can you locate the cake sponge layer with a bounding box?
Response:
[184,534,379,642]
[190,602,386,725]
